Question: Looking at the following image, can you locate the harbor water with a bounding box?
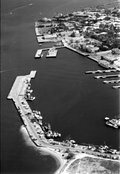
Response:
[1,0,120,173]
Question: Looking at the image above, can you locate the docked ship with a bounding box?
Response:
[46,47,58,58]
[98,60,110,69]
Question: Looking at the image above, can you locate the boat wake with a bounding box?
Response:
[52,0,78,12]
[0,68,18,74]
[10,3,33,15]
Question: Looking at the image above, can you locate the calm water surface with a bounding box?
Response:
[1,0,119,173]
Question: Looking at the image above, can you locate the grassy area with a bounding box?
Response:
[66,156,120,174]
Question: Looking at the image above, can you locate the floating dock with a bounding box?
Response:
[85,69,120,74]
[103,79,120,84]
[94,74,120,79]
[113,85,120,89]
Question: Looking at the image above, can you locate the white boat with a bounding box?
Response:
[113,85,120,89]
[105,117,109,120]
[98,61,110,69]
[46,47,57,58]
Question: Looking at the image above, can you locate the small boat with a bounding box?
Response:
[98,61,109,69]
[105,117,109,120]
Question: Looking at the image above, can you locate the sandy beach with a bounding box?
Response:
[20,125,66,172]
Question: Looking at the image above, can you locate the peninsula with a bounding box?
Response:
[7,71,120,173]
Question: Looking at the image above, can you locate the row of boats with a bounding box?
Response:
[32,110,61,139]
[85,69,120,74]
[86,68,120,89]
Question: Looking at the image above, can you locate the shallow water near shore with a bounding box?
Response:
[1,0,120,173]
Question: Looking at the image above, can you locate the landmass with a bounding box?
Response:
[35,5,120,70]
[7,4,120,174]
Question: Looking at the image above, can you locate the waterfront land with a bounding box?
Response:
[35,5,120,69]
[7,71,120,174]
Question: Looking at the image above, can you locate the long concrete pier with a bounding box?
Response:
[7,71,42,146]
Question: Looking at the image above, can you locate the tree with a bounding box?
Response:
[65,148,75,160]
[95,13,100,18]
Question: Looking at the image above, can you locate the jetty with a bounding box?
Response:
[94,74,120,79]
[7,71,42,146]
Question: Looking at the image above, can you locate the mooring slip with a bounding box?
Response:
[85,69,120,74]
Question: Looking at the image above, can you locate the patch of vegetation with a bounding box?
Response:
[100,160,120,173]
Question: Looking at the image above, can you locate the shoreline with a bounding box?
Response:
[20,125,64,170]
